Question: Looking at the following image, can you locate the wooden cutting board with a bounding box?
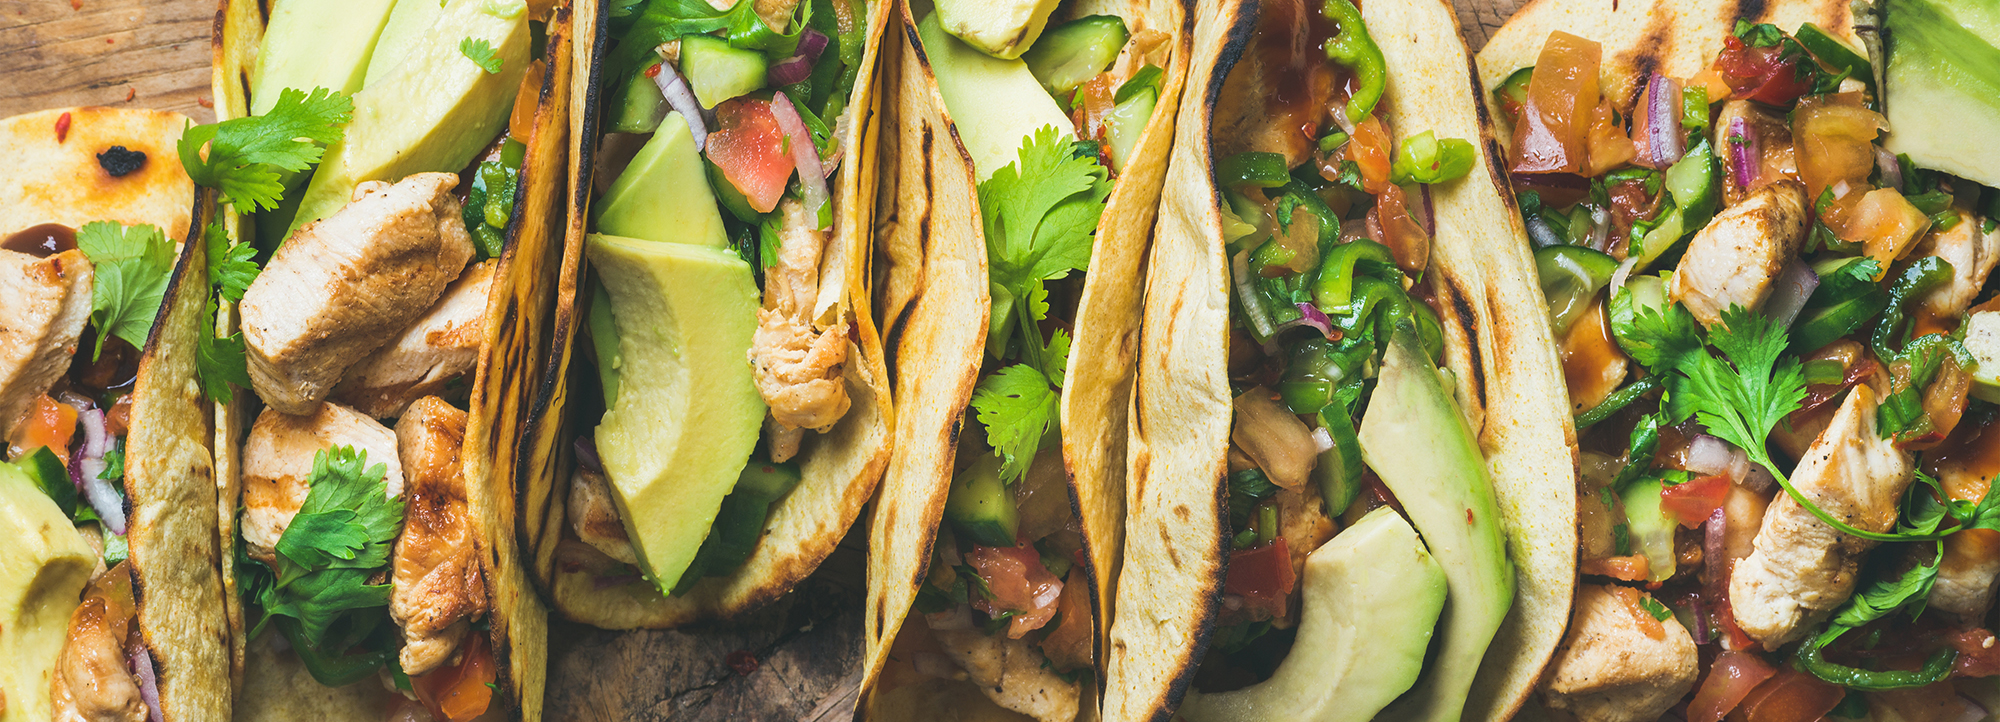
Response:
[1,0,1529,719]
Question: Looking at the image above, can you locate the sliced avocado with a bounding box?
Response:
[1020,15,1128,97]
[917,11,1073,180]
[252,0,401,115]
[363,0,448,87]
[1967,309,2000,403]
[944,454,1019,547]
[674,459,804,591]
[0,462,99,722]
[1357,328,1514,722]
[1880,0,2000,187]
[588,281,622,405]
[1620,479,1677,583]
[1180,507,1445,722]
[289,0,530,231]
[933,0,1061,59]
[680,34,769,109]
[596,115,730,247]
[587,234,766,593]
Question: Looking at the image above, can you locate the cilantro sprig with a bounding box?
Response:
[177,87,352,212]
[77,221,177,359]
[968,127,1111,483]
[460,38,503,74]
[253,447,405,647]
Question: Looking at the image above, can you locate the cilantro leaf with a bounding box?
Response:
[205,218,261,303]
[970,364,1058,484]
[263,446,405,645]
[178,87,353,211]
[1044,327,1071,387]
[197,333,252,404]
[1609,286,1704,371]
[460,38,503,74]
[1677,306,1806,464]
[979,126,1110,291]
[77,221,176,359]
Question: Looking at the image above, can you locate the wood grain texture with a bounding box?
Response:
[0,0,216,121]
[1456,0,1528,50]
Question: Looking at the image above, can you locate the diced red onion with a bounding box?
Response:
[1876,146,1904,192]
[1311,427,1335,453]
[72,409,125,534]
[1645,74,1686,167]
[1741,462,1776,494]
[795,28,830,63]
[1763,258,1821,329]
[1729,116,1757,191]
[1587,205,1612,251]
[1281,303,1337,340]
[770,92,831,230]
[1609,257,1639,296]
[767,56,816,86]
[574,437,602,474]
[1689,593,1714,645]
[56,390,94,414]
[1524,211,1563,248]
[1416,186,1436,238]
[131,645,162,722]
[650,61,708,149]
[1684,434,1743,481]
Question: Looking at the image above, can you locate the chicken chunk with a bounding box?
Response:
[389,397,488,676]
[1915,209,2000,318]
[1926,421,2000,620]
[567,466,637,566]
[1670,180,1809,328]
[240,403,404,564]
[1542,584,1698,722]
[928,622,1080,722]
[53,565,145,722]
[331,259,495,417]
[1730,385,1912,648]
[0,248,92,437]
[749,198,851,433]
[240,172,474,414]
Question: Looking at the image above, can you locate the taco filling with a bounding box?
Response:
[1499,13,2000,722]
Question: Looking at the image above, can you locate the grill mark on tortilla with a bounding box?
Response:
[1461,49,1523,219]
[1442,277,1488,411]
[1159,523,1182,569]
[1614,18,1672,115]
[1735,0,1768,24]
[1173,504,1190,522]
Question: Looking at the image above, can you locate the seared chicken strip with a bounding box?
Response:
[567,466,637,566]
[331,259,495,417]
[1730,386,1912,648]
[928,621,1080,722]
[1542,585,1698,722]
[1915,209,2000,319]
[53,566,145,722]
[241,172,475,414]
[1670,180,1808,328]
[240,403,404,564]
[0,248,92,437]
[750,198,851,437]
[389,397,488,676]
[1926,421,2000,620]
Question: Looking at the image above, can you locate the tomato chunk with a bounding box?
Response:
[963,542,1063,639]
[1510,31,1601,175]
[8,395,77,464]
[1661,475,1732,528]
[412,633,496,722]
[1688,650,1778,722]
[707,97,796,214]
[1734,669,1843,722]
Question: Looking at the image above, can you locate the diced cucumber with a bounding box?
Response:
[1535,245,1620,336]
[681,34,769,108]
[1634,140,1718,268]
[945,454,1019,547]
[1967,310,2000,403]
[611,59,671,133]
[1312,406,1363,516]
[673,458,804,592]
[1620,479,1678,583]
[1020,15,1128,97]
[1103,87,1155,174]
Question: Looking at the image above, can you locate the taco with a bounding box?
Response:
[515,0,896,628]
[1479,1,2000,719]
[203,0,574,717]
[0,107,229,721]
[1095,0,1578,720]
[853,0,1189,718]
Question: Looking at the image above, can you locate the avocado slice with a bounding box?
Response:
[362,0,447,87]
[289,0,530,232]
[933,0,1061,60]
[252,0,401,115]
[595,115,729,247]
[0,462,99,722]
[1357,328,1514,722]
[1179,507,1445,722]
[586,234,766,593]
[1880,0,2000,187]
[916,11,1073,180]
[1967,309,2000,404]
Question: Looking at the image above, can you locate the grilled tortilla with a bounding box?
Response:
[1097,0,1575,720]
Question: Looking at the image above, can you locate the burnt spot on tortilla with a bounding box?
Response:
[1173,504,1191,522]
[1440,277,1488,412]
[916,125,935,254]
[1735,0,1768,23]
[96,145,146,177]
[882,292,918,382]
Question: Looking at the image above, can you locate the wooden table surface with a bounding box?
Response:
[2,0,1528,719]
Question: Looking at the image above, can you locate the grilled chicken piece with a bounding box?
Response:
[1670,180,1809,328]
[1714,100,1797,208]
[750,198,851,434]
[389,397,488,676]
[928,621,1080,722]
[331,259,494,418]
[1915,209,2000,319]
[567,466,637,566]
[0,248,92,437]
[1730,385,1912,648]
[240,403,404,564]
[1542,584,1698,722]
[53,565,145,722]
[241,172,475,414]
[1926,421,2000,620]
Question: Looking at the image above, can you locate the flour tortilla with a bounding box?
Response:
[1099,0,1578,720]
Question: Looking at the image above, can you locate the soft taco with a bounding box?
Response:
[0,107,229,722]
[1098,0,1577,720]
[516,0,896,627]
[202,0,573,717]
[855,0,1190,718]
[1479,0,2000,719]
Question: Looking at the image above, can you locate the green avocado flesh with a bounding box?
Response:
[0,463,97,722]
[253,0,400,116]
[363,0,448,87]
[1357,329,1514,722]
[1180,507,1445,722]
[586,234,765,593]
[1882,0,2000,187]
[917,11,1073,180]
[595,116,729,247]
[933,0,1061,59]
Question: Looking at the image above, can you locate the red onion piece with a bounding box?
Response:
[574,437,603,474]
[651,61,709,149]
[131,645,162,722]
[1684,434,1743,481]
[1729,116,1757,191]
[1587,205,1612,251]
[793,28,830,64]
[770,91,831,229]
[1875,146,1904,192]
[1645,74,1686,167]
[72,408,125,534]
[1283,303,1338,340]
[767,56,816,86]
[1764,258,1821,329]
[1741,462,1777,494]
[1524,211,1563,248]
[1689,594,1714,645]
[1232,250,1277,342]
[1416,185,1436,238]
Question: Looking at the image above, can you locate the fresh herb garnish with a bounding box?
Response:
[460,38,503,74]
[255,447,405,646]
[196,299,253,404]
[1796,547,1956,689]
[77,221,176,359]
[177,87,352,212]
[205,217,261,303]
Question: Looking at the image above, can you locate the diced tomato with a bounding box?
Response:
[1511,32,1601,175]
[1073,73,1117,146]
[1661,475,1732,528]
[1712,36,1814,106]
[1688,651,1779,722]
[1343,117,1393,195]
[1827,187,1930,269]
[1225,536,1295,603]
[1372,183,1429,274]
[1584,100,1636,177]
[103,394,133,438]
[1791,102,1882,200]
[1733,669,1844,722]
[510,59,548,143]
[707,97,797,214]
[411,633,496,722]
[1606,585,1665,640]
[8,395,77,464]
[1580,554,1650,582]
[963,542,1063,639]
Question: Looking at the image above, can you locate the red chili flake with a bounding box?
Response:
[643,63,663,78]
[54,112,71,143]
[123,87,135,102]
[724,650,759,676]
[105,37,114,44]
[70,0,81,9]
[1466,509,1475,525]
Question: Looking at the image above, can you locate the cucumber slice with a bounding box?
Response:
[681,34,769,108]
[1535,245,1620,336]
[611,59,670,133]
[945,454,1019,547]
[1103,87,1155,174]
[1620,479,1678,583]
[1020,15,1128,97]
